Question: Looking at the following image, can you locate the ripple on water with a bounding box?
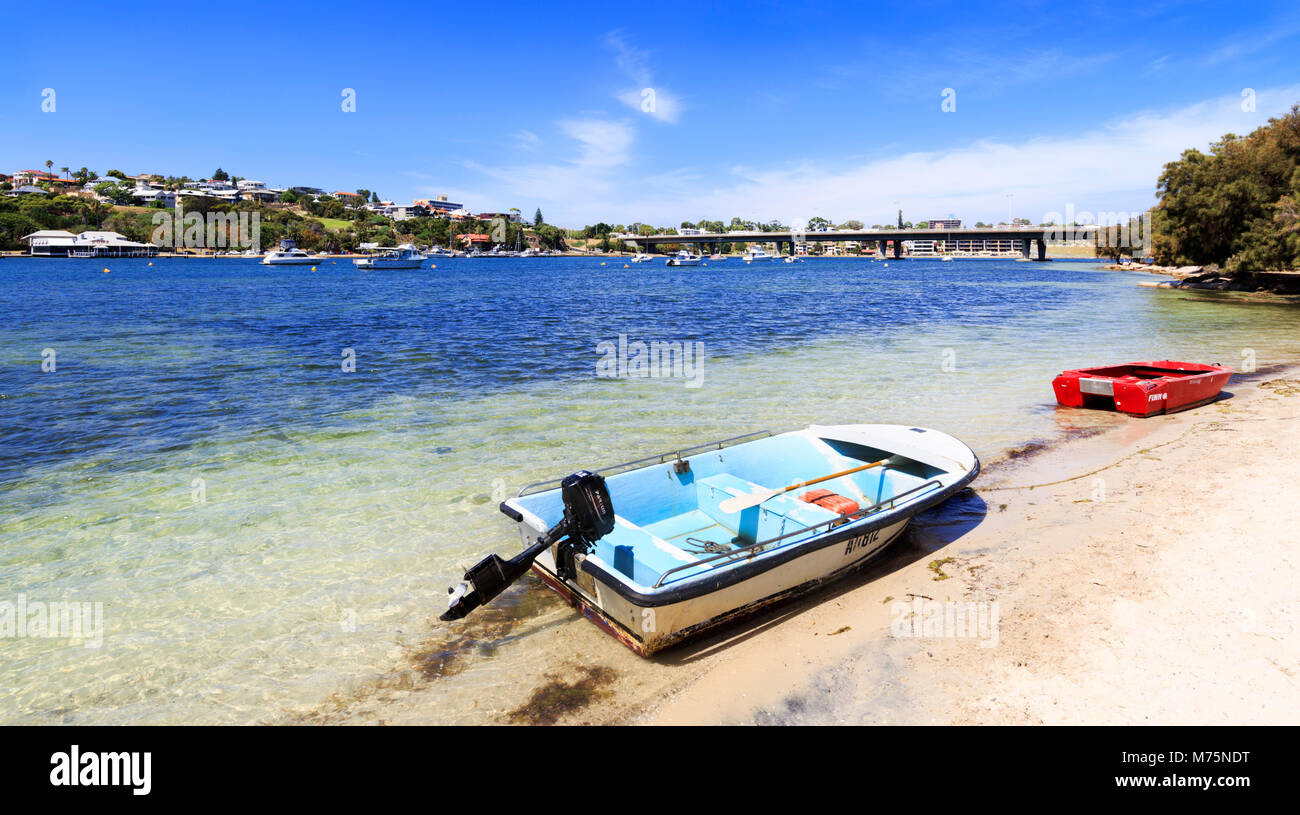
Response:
[2,257,1299,723]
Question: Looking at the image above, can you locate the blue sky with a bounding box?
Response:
[3,0,1298,227]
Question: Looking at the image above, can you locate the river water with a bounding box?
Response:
[1,255,1297,723]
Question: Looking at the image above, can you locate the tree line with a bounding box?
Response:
[1151,103,1300,271]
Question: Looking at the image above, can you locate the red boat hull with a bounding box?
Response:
[1052,361,1233,417]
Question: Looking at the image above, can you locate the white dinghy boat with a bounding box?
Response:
[442,424,979,655]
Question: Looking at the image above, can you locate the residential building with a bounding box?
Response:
[413,195,464,215]
[11,170,57,186]
[131,186,177,207]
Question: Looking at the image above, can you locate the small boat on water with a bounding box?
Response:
[353,244,423,269]
[1053,361,1232,417]
[261,239,320,265]
[442,424,979,655]
[708,254,728,262]
[666,250,702,267]
[743,248,775,262]
[630,253,655,263]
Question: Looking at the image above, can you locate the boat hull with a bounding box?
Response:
[354,260,423,269]
[1053,360,1232,417]
[528,519,909,655]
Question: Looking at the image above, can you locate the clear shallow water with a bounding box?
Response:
[2,255,1298,724]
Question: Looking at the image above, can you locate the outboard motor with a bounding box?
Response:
[440,471,614,621]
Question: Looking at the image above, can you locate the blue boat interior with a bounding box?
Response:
[514,432,949,590]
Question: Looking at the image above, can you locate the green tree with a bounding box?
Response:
[1152,103,1300,270]
[534,208,544,226]
[212,168,229,181]
[94,182,136,206]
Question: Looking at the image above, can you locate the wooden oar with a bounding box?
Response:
[718,458,890,514]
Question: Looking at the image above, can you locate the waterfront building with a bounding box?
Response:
[21,230,159,257]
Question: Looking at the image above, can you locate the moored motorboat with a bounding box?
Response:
[630,253,655,263]
[353,244,424,269]
[442,424,979,655]
[260,239,321,265]
[1052,360,1232,416]
[665,250,702,266]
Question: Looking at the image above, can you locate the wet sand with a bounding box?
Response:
[328,365,1300,725]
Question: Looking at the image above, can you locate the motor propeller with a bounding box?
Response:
[440,470,615,621]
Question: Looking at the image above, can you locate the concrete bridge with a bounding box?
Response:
[619,226,1099,261]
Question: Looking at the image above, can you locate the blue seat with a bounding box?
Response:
[696,473,838,543]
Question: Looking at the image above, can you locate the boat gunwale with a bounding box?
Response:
[515,428,784,497]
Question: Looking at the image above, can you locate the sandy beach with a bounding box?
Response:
[335,363,1300,726]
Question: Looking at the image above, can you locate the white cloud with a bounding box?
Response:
[463,86,1300,228]
[464,118,635,211]
[616,87,682,124]
[606,30,683,124]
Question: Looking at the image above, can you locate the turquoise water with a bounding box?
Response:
[1,255,1298,723]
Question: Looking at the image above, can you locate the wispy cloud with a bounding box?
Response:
[1206,15,1300,65]
[606,30,683,124]
[513,130,540,150]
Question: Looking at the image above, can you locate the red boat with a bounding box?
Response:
[1052,361,1233,417]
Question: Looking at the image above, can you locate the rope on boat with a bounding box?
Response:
[683,537,732,554]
